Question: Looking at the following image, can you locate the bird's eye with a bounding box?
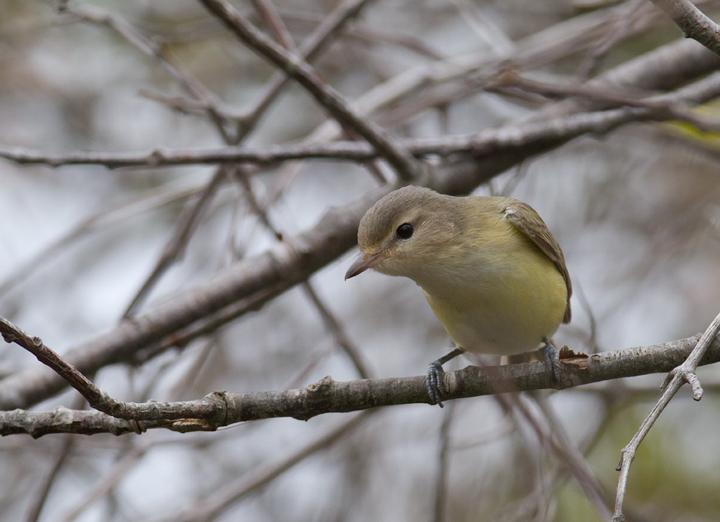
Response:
[396,223,414,239]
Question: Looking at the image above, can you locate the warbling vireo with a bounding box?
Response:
[345,186,571,405]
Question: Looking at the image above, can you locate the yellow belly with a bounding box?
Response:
[422,248,567,356]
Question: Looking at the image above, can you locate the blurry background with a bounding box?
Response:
[2,0,720,521]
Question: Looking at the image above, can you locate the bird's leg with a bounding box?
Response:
[542,337,562,383]
[426,347,464,407]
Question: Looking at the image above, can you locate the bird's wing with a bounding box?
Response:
[504,202,572,323]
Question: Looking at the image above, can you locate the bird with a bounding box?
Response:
[345,185,571,405]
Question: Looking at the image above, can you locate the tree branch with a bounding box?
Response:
[3,67,720,170]
[2,321,719,437]
[612,311,720,521]
[0,187,386,411]
[148,412,373,522]
[57,1,235,141]
[651,0,720,57]
[197,0,421,181]
[0,315,222,425]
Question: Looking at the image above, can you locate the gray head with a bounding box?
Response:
[345,186,464,280]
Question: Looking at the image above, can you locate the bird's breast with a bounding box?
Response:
[418,242,567,356]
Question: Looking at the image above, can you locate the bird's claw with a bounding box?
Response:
[426,362,445,407]
[543,339,563,385]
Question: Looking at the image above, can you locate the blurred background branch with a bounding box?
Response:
[3,0,720,521]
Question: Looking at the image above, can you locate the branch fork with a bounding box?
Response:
[661,362,704,400]
[612,310,720,521]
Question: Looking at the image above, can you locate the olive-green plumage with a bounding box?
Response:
[346,186,571,356]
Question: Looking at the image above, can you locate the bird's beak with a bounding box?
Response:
[345,251,387,280]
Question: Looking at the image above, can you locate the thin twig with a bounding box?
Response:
[449,0,515,55]
[576,0,647,80]
[24,434,75,522]
[301,282,372,378]
[23,391,90,522]
[165,339,217,401]
[335,21,444,60]
[6,65,720,170]
[0,107,690,168]
[232,0,377,138]
[123,168,229,318]
[129,280,291,365]
[197,0,422,181]
[56,437,156,522]
[250,0,296,50]
[497,392,611,520]
[612,311,720,521]
[652,0,720,57]
[498,70,720,132]
[575,280,600,354]
[531,392,612,519]
[0,177,204,299]
[0,315,221,426]
[148,412,373,522]
[230,165,372,378]
[433,401,455,522]
[57,2,234,140]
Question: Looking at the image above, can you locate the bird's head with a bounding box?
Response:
[345,186,464,281]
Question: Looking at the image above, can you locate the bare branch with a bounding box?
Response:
[234,0,377,138]
[57,2,234,140]
[0,101,715,171]
[5,62,720,171]
[56,438,155,522]
[122,168,229,318]
[612,311,720,522]
[24,434,74,522]
[0,408,137,437]
[2,323,720,437]
[197,0,422,180]
[0,177,204,299]
[148,412,373,522]
[498,70,720,132]
[652,0,720,57]
[250,0,296,51]
[0,315,222,425]
[433,402,455,522]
